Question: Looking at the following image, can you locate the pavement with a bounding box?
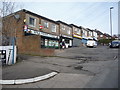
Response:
[0,55,58,84]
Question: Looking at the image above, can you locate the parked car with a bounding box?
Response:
[109,40,120,48]
[86,39,97,48]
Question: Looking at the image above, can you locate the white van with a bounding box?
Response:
[86,39,97,47]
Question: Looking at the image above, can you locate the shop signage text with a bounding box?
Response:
[24,29,59,39]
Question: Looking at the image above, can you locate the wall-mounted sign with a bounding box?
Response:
[24,25,28,30]
[24,29,59,39]
[62,35,73,39]
[73,34,82,39]
[39,26,43,29]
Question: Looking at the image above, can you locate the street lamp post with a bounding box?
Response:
[110,7,114,39]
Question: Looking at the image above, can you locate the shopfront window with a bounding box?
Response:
[45,39,48,47]
[41,37,59,49]
[65,39,69,44]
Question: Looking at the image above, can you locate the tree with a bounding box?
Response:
[0,0,16,45]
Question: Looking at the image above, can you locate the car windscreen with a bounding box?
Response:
[112,42,119,44]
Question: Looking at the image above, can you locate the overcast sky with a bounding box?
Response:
[2,0,119,35]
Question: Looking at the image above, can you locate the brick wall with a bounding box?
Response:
[3,11,55,56]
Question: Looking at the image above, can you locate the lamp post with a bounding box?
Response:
[110,7,114,39]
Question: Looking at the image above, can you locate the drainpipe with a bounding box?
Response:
[12,37,15,64]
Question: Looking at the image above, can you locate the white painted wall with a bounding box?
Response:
[0,46,16,65]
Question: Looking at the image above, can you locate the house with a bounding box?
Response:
[95,29,104,40]
[103,33,111,39]
[92,30,98,41]
[2,9,59,56]
[57,20,73,48]
[70,24,82,47]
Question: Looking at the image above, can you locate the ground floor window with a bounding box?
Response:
[61,38,73,48]
[65,39,69,44]
[41,37,59,49]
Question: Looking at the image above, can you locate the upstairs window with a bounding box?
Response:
[75,28,80,35]
[100,35,103,37]
[51,24,56,32]
[29,17,36,27]
[67,29,71,34]
[77,29,80,35]
[44,22,49,28]
[62,25,65,30]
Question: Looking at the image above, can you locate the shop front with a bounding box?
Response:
[60,35,73,48]
[41,36,59,49]
[23,27,59,49]
[73,34,82,47]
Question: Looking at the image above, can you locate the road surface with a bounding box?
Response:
[2,46,119,88]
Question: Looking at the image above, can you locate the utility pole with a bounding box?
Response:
[110,7,114,39]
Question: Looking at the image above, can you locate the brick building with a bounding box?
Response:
[2,9,59,56]
[70,24,82,47]
[57,21,73,48]
[81,26,89,45]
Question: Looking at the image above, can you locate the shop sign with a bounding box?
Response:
[24,25,28,30]
[24,29,59,39]
[73,34,82,39]
[62,35,72,39]
[39,26,43,29]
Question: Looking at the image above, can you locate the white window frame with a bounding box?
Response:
[85,31,87,36]
[44,22,49,28]
[51,24,57,32]
[67,28,71,34]
[77,29,80,35]
[29,17,36,27]
[100,35,103,37]
[62,25,65,30]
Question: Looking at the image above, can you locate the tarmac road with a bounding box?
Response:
[2,46,119,88]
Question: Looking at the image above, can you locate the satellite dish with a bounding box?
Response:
[14,14,20,20]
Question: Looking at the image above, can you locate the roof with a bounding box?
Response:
[70,24,81,29]
[20,9,59,25]
[56,20,72,27]
[86,28,93,32]
[103,33,111,37]
[95,30,104,35]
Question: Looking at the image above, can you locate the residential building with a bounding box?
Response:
[103,33,111,39]
[95,29,104,40]
[92,30,98,41]
[57,21,73,48]
[70,24,82,47]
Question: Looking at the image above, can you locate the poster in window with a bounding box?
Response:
[49,40,52,47]
[45,39,48,46]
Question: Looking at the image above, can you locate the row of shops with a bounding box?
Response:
[21,9,98,49]
[24,25,97,49]
[24,27,73,49]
